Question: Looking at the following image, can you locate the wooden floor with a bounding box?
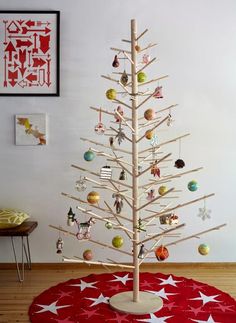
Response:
[0,263,235,323]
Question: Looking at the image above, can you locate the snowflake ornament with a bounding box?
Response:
[197,207,211,221]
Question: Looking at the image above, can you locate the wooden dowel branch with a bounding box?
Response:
[80,137,132,155]
[113,98,132,110]
[136,57,156,75]
[110,47,131,54]
[63,257,134,269]
[165,224,227,247]
[136,28,148,41]
[140,42,158,52]
[144,193,215,221]
[138,74,169,87]
[136,187,175,212]
[49,224,132,257]
[137,115,169,142]
[137,223,186,245]
[114,110,135,132]
[137,153,171,178]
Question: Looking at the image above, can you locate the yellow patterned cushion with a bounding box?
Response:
[0,209,29,229]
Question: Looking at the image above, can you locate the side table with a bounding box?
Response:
[0,221,38,282]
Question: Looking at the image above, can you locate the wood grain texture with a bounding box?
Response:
[0,263,235,323]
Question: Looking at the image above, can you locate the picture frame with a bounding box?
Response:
[0,10,60,96]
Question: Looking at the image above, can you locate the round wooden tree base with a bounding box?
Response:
[109,291,163,315]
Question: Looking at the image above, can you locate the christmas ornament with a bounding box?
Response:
[56,237,64,254]
[76,217,96,240]
[105,222,113,229]
[135,218,146,232]
[87,191,100,204]
[142,53,151,64]
[115,122,126,145]
[114,106,124,122]
[158,185,168,196]
[119,169,126,180]
[155,245,169,261]
[75,176,87,192]
[120,70,128,86]
[135,44,141,52]
[83,249,93,261]
[198,243,210,256]
[137,71,147,83]
[94,108,106,135]
[147,189,155,201]
[175,159,185,169]
[197,199,211,221]
[168,214,179,225]
[106,88,116,100]
[144,108,155,121]
[153,86,163,98]
[109,136,114,147]
[145,129,154,140]
[112,235,124,248]
[100,166,112,180]
[151,162,160,177]
[167,113,174,126]
[112,193,124,214]
[67,207,76,226]
[138,244,145,259]
[112,55,119,68]
[188,180,198,192]
[84,149,95,162]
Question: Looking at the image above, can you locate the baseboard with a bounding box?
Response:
[0,262,235,270]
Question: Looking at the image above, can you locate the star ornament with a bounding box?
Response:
[109,273,132,286]
[190,292,221,306]
[191,314,220,323]
[158,275,182,287]
[197,207,211,221]
[69,279,98,291]
[35,300,71,315]
[137,313,173,322]
[85,293,109,306]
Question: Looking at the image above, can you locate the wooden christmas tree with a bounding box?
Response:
[50,19,226,315]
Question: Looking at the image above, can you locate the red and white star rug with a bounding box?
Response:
[29,272,236,322]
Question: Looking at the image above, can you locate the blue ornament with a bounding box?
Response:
[188,180,198,192]
[84,150,95,162]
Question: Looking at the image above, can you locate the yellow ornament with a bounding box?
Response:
[144,109,155,121]
[106,89,116,100]
[137,72,147,83]
[112,235,124,248]
[87,191,100,204]
[198,244,210,256]
[158,186,168,196]
[145,129,154,140]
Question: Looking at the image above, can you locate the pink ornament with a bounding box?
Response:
[114,106,124,122]
[94,108,106,135]
[153,86,163,99]
[142,54,151,64]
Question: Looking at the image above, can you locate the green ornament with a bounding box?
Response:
[188,180,198,192]
[137,72,147,83]
[84,150,95,161]
[105,222,113,229]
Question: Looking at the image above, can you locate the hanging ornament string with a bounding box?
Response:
[174,138,185,168]
[179,138,181,159]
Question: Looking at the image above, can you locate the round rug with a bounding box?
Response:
[29,272,236,322]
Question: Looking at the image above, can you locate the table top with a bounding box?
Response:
[0,221,38,236]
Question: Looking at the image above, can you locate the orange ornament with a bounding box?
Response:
[145,130,154,140]
[155,245,169,261]
[144,109,155,121]
[87,191,100,204]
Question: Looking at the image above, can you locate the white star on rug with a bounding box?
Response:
[70,279,98,291]
[145,288,177,300]
[137,313,173,322]
[85,293,109,306]
[190,314,219,323]
[35,300,71,315]
[110,274,133,285]
[107,312,130,322]
[158,275,182,287]
[190,292,221,306]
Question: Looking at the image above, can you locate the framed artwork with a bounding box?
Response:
[0,11,60,96]
[15,114,47,145]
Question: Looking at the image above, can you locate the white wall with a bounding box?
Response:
[0,0,236,263]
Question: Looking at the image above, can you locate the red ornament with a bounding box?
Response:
[155,245,169,261]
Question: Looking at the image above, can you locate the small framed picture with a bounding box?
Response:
[0,11,60,96]
[15,114,47,145]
